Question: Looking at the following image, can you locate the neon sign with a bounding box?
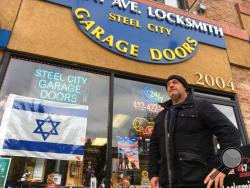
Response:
[133,87,164,113]
[133,117,154,136]
[133,100,163,113]
[34,68,88,104]
[141,87,164,103]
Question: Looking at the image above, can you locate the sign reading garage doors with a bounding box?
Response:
[47,0,226,64]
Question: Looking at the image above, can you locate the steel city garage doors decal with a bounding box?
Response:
[47,0,226,64]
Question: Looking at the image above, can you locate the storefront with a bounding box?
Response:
[0,0,249,187]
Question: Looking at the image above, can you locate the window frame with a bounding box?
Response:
[152,0,188,10]
[193,88,249,145]
[0,53,112,187]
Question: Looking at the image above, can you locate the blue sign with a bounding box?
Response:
[47,0,226,64]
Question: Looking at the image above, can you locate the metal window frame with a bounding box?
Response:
[178,0,188,10]
[193,89,249,145]
[0,51,249,187]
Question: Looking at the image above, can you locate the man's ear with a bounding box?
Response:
[185,89,191,95]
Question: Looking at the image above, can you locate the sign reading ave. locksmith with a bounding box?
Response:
[47,0,226,64]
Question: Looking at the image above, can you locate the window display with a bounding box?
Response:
[112,78,169,187]
[0,57,244,188]
[0,58,109,188]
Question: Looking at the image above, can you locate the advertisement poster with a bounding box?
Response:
[0,157,11,188]
[117,136,139,171]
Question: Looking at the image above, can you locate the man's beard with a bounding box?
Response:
[171,92,182,101]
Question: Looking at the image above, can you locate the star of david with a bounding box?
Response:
[33,116,60,141]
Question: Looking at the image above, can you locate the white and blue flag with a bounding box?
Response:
[0,94,88,161]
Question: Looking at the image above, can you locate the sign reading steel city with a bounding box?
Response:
[47,0,226,64]
[34,68,88,104]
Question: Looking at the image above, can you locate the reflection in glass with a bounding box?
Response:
[112,78,168,187]
[213,104,238,128]
[212,104,239,153]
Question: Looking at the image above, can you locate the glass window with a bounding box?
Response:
[213,104,238,128]
[212,104,241,152]
[153,0,179,8]
[0,58,109,188]
[164,0,179,8]
[194,92,232,101]
[111,77,169,187]
[194,91,243,149]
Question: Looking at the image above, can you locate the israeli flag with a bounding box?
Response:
[0,94,88,161]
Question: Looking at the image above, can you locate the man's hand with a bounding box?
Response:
[204,168,226,188]
[150,177,159,188]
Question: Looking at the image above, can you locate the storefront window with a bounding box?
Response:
[0,58,109,188]
[194,91,241,152]
[164,0,179,8]
[111,80,243,187]
[212,104,240,152]
[153,0,184,9]
[111,78,169,188]
[213,104,238,128]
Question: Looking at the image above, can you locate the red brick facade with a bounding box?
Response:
[186,0,250,140]
[186,0,250,28]
[231,66,250,140]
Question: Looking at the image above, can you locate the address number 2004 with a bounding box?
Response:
[195,72,235,91]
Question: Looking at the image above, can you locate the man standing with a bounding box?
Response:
[148,75,241,188]
[119,153,124,170]
[124,154,130,170]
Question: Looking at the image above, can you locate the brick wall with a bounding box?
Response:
[186,0,250,28]
[231,66,250,140]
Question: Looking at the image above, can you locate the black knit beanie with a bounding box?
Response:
[166,75,188,89]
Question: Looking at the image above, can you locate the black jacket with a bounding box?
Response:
[148,93,241,187]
